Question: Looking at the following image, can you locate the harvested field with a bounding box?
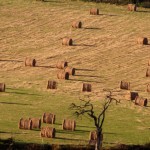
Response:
[0,0,150,148]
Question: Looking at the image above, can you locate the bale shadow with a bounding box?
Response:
[83,27,101,30]
[136,10,150,13]
[6,91,41,96]
[0,102,32,106]
[69,79,102,83]
[77,125,95,129]
[73,44,96,47]
[75,68,96,72]
[42,0,64,3]
[99,13,120,16]
[0,60,23,62]
[74,74,101,78]
[35,65,55,68]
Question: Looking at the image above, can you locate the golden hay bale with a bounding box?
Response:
[72,21,82,28]
[120,81,130,90]
[40,127,55,138]
[0,83,5,92]
[128,4,137,11]
[57,71,69,80]
[148,60,150,66]
[29,118,41,129]
[18,118,32,130]
[90,8,99,15]
[62,119,76,131]
[62,38,73,46]
[147,84,150,92]
[56,61,68,69]
[146,67,150,77]
[89,131,103,141]
[82,83,92,92]
[137,37,148,45]
[135,96,148,107]
[25,58,36,67]
[64,67,75,75]
[47,80,57,89]
[42,113,55,124]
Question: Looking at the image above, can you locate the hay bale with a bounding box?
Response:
[89,131,103,141]
[18,118,32,130]
[130,91,139,100]
[25,58,36,67]
[40,127,55,138]
[42,113,55,124]
[0,83,5,92]
[146,67,150,77]
[57,71,69,80]
[148,60,150,66]
[135,96,148,107]
[62,119,76,131]
[62,38,73,46]
[137,37,148,45]
[56,61,68,69]
[29,118,41,129]
[147,84,150,92]
[82,83,92,92]
[120,81,130,90]
[128,4,137,11]
[90,8,99,15]
[72,21,82,28]
[47,80,57,89]
[64,67,75,75]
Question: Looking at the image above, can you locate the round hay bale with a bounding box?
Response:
[18,118,24,129]
[89,131,103,141]
[56,61,68,69]
[82,83,92,92]
[130,91,139,100]
[24,119,32,130]
[40,127,46,137]
[72,21,82,28]
[120,81,130,90]
[0,83,5,92]
[128,4,137,11]
[45,127,56,138]
[47,80,57,89]
[147,84,150,92]
[57,71,69,80]
[64,67,75,75]
[62,38,73,46]
[25,58,36,67]
[42,113,55,124]
[137,37,148,45]
[146,67,150,77]
[135,96,148,107]
[90,8,99,15]
[62,119,76,131]
[29,118,41,129]
[148,60,150,66]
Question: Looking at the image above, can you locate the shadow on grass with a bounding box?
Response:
[0,131,28,135]
[74,74,101,78]
[75,68,96,72]
[6,91,41,96]
[42,0,64,3]
[73,44,96,47]
[136,10,150,13]
[69,79,102,83]
[83,27,101,30]
[0,102,32,106]
[0,59,23,62]
[35,65,55,68]
[99,13,120,17]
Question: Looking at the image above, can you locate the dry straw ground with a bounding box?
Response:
[0,0,150,148]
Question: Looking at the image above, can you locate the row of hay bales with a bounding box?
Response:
[18,113,101,142]
[120,81,148,106]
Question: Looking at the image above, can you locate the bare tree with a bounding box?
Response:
[70,90,120,150]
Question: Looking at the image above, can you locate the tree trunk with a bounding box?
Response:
[95,128,102,150]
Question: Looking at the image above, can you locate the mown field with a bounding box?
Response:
[0,0,150,149]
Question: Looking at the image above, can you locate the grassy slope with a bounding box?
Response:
[0,0,150,148]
